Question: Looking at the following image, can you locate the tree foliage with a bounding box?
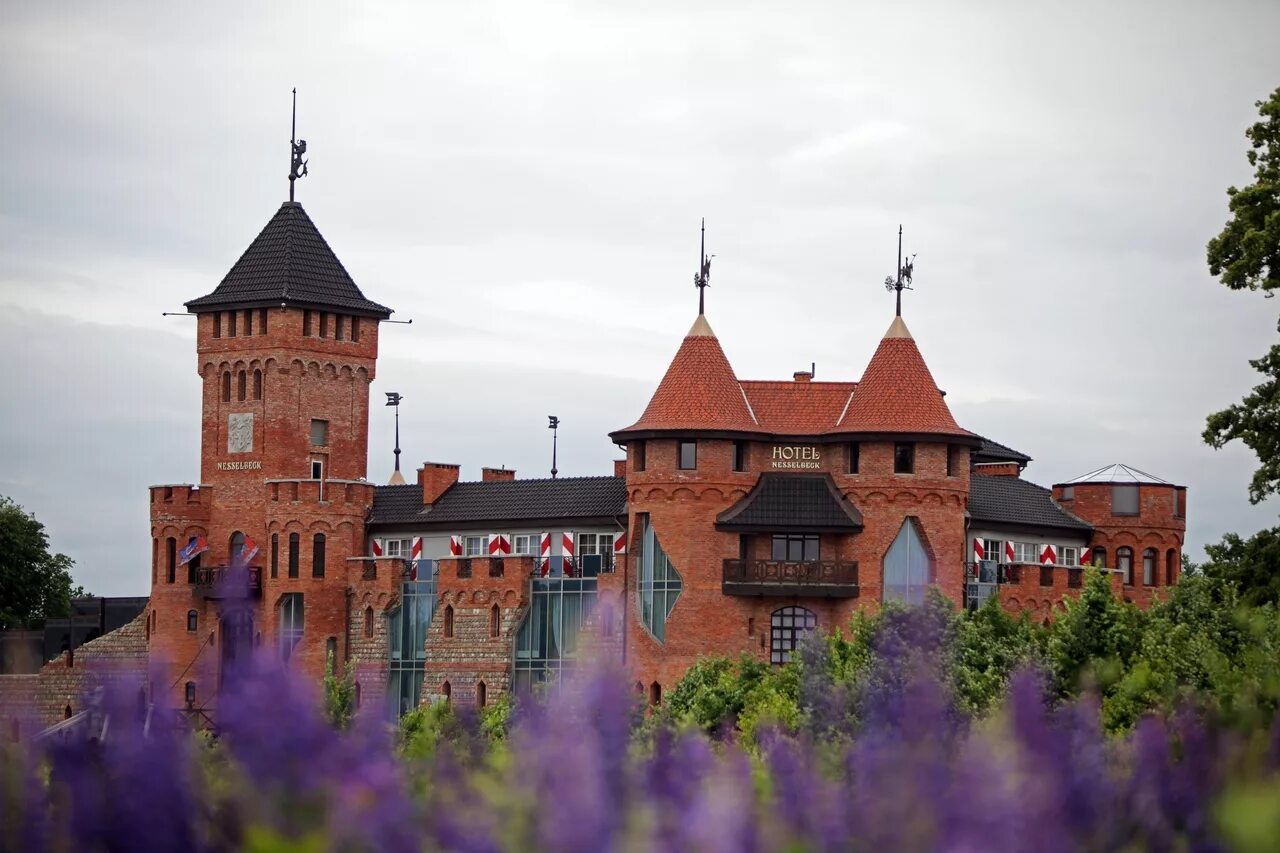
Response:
[0,495,80,630]
[1204,87,1280,504]
[1199,526,1280,607]
[322,650,357,730]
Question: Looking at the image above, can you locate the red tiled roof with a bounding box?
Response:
[837,316,971,437]
[614,315,758,434]
[740,380,856,435]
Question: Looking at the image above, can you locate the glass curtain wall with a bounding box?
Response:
[883,519,932,604]
[638,517,683,641]
[388,560,436,716]
[514,556,597,693]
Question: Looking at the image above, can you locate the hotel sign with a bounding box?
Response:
[217,460,262,471]
[771,445,822,470]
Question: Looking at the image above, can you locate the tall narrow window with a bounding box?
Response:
[186,552,200,584]
[185,682,196,707]
[477,681,486,709]
[1142,548,1156,586]
[490,604,500,638]
[311,460,323,480]
[364,607,374,638]
[303,310,312,336]
[634,440,646,472]
[733,440,746,472]
[638,516,683,642]
[946,446,956,477]
[883,519,931,604]
[279,593,304,661]
[443,605,454,639]
[288,533,300,578]
[1117,547,1133,585]
[313,533,326,578]
[166,537,176,584]
[442,681,451,704]
[319,312,329,338]
[325,637,337,666]
[350,317,359,342]
[649,682,662,706]
[894,442,915,474]
[237,371,246,402]
[678,440,697,470]
[230,531,245,563]
[243,309,253,336]
[1092,546,1107,568]
[213,312,222,338]
[770,606,817,664]
[1165,549,1176,585]
[228,311,237,337]
[334,315,344,341]
[186,610,198,632]
[258,308,267,335]
[270,534,279,579]
[848,442,860,474]
[253,370,263,400]
[221,372,231,402]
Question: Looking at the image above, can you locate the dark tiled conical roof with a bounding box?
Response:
[185,202,392,318]
[612,314,758,436]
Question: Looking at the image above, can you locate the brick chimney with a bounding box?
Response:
[793,371,812,383]
[482,467,516,483]
[973,462,1021,478]
[613,459,627,478]
[418,462,461,504]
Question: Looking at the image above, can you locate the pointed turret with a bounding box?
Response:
[611,314,757,437]
[837,315,970,437]
[185,202,392,318]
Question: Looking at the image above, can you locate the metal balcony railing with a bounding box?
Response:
[193,565,262,598]
[722,559,859,598]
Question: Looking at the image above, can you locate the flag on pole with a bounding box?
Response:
[240,536,260,564]
[179,535,209,566]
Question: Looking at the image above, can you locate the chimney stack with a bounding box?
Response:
[482,467,516,483]
[973,462,1020,478]
[418,462,461,504]
[613,459,627,478]
[793,371,812,383]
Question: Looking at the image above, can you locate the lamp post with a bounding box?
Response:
[548,415,560,479]
[385,392,403,483]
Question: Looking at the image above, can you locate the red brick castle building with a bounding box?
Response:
[1,193,1189,731]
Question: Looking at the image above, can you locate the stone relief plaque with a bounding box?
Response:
[227,413,254,454]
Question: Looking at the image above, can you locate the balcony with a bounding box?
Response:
[722,559,859,598]
[194,565,262,599]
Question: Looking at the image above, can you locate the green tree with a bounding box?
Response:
[322,650,356,729]
[1046,567,1144,698]
[1199,527,1280,607]
[0,495,80,630]
[1204,87,1280,503]
[950,594,1045,715]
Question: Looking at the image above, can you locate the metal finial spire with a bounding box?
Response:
[385,392,403,475]
[548,415,560,479]
[883,224,916,316]
[288,88,308,202]
[694,218,713,315]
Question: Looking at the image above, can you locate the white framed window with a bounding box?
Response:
[513,534,539,556]
[982,539,1003,563]
[464,535,485,557]
[384,538,411,558]
[1058,546,1079,567]
[577,533,613,555]
[1012,542,1038,564]
[310,459,323,480]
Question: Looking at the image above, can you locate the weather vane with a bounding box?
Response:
[288,88,308,202]
[693,218,714,315]
[884,224,916,317]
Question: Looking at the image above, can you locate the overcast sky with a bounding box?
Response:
[2,1,1278,596]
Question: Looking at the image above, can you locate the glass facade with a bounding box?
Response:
[388,563,436,716]
[514,557,597,693]
[638,517,682,642]
[883,519,931,604]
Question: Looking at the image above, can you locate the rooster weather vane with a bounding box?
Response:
[288,88,308,202]
[884,224,916,317]
[694,218,714,315]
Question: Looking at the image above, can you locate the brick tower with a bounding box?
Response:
[146,201,393,713]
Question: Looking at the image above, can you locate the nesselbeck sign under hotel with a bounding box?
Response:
[771,445,822,470]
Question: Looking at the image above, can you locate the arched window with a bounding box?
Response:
[638,516,683,642]
[186,610,197,632]
[237,370,246,402]
[649,681,662,706]
[64,704,73,720]
[883,519,931,604]
[364,607,374,638]
[477,680,487,709]
[1166,549,1177,585]
[230,531,245,563]
[312,533,326,578]
[1092,546,1107,568]
[184,682,196,708]
[279,593,304,661]
[288,533,300,578]
[489,604,500,638]
[442,681,451,704]
[770,606,817,664]
[1143,548,1157,586]
[1117,547,1134,585]
[253,369,262,401]
[443,605,454,638]
[222,371,231,402]
[270,534,279,579]
[166,537,176,584]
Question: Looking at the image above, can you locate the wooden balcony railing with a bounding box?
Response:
[722,559,859,598]
[194,566,262,598]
